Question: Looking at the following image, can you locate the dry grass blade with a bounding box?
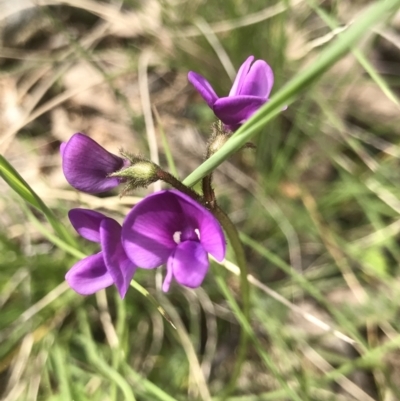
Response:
[195,18,236,81]
[96,290,119,349]
[301,345,376,401]
[138,50,161,192]
[220,258,357,346]
[300,189,367,303]
[3,334,34,399]
[0,282,70,343]
[159,294,212,401]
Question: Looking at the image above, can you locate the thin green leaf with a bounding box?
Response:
[122,363,179,401]
[130,280,176,330]
[152,105,179,178]
[0,154,75,246]
[78,311,137,401]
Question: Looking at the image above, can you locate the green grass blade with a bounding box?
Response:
[153,105,179,178]
[21,202,86,259]
[183,0,400,187]
[78,310,137,401]
[122,362,179,401]
[213,270,303,401]
[51,345,73,400]
[130,280,176,329]
[0,154,75,246]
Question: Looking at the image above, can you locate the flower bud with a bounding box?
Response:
[110,159,159,191]
[61,133,127,193]
[206,122,230,158]
[207,133,229,157]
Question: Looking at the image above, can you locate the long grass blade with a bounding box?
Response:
[0,154,75,246]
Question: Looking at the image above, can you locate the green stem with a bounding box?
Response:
[213,206,250,398]
[156,168,204,205]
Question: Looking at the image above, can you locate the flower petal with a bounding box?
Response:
[65,252,113,295]
[188,71,218,107]
[62,133,124,193]
[68,208,105,242]
[213,96,267,127]
[122,192,179,269]
[122,190,226,269]
[163,241,209,291]
[169,191,226,261]
[229,55,254,96]
[101,218,137,298]
[239,60,274,98]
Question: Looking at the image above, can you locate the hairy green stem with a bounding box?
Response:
[156,168,204,205]
[202,173,216,208]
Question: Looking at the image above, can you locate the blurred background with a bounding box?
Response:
[1,0,400,400]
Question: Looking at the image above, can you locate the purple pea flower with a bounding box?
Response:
[61,133,127,193]
[122,190,226,292]
[66,208,137,298]
[188,55,274,131]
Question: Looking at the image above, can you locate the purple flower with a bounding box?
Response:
[121,190,226,292]
[61,133,127,193]
[66,208,137,298]
[188,55,274,131]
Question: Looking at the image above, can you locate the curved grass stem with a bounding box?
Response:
[213,206,250,398]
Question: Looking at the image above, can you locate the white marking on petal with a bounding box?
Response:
[194,228,200,240]
[173,231,181,244]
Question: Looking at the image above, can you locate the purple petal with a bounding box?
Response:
[229,55,254,96]
[213,96,267,126]
[188,71,218,107]
[100,218,137,298]
[163,241,209,291]
[239,60,274,98]
[65,252,113,295]
[122,192,179,269]
[169,191,225,261]
[194,214,226,262]
[68,208,106,242]
[122,190,226,269]
[62,133,124,193]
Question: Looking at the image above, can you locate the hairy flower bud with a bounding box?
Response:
[110,158,159,192]
[207,126,230,158]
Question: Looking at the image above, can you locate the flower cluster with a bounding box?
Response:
[62,55,273,297]
[62,135,226,296]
